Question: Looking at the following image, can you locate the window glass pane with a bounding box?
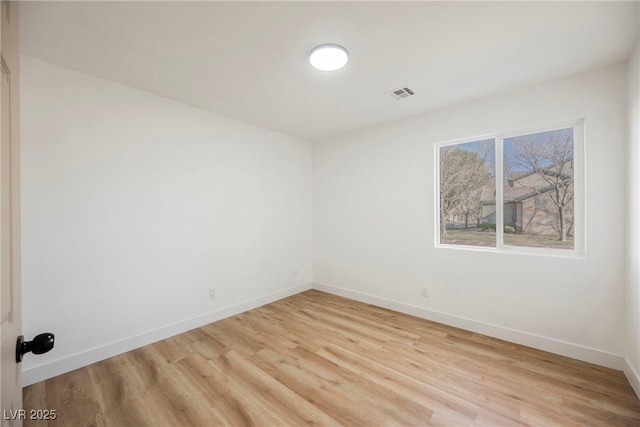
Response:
[502,128,574,249]
[439,139,495,247]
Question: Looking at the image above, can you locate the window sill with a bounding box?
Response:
[435,243,585,259]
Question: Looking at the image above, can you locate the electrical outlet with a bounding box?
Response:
[421,287,429,297]
[209,289,216,300]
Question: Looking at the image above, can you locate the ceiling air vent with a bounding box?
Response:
[388,86,415,100]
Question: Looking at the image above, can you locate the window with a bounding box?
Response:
[436,122,583,255]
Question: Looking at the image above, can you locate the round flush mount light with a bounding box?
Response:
[309,44,349,71]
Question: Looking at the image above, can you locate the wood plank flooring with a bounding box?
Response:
[23,290,640,426]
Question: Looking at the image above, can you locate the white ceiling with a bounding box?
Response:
[21,1,639,141]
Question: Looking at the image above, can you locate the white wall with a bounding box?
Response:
[626,39,640,396]
[314,62,628,368]
[20,56,313,385]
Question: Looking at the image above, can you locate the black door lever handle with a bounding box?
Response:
[16,333,54,363]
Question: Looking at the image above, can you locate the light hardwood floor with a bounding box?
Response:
[24,290,640,426]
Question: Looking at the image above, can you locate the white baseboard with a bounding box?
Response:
[623,357,640,399]
[312,281,625,370]
[24,280,630,389]
[22,282,313,387]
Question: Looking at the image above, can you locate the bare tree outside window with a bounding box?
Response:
[502,128,574,249]
[439,139,494,247]
[453,187,484,229]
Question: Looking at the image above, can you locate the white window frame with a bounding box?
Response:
[434,120,585,257]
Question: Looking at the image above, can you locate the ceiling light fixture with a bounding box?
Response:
[309,44,349,71]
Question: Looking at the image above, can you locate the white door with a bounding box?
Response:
[0,1,21,425]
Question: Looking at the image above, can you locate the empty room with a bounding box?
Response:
[0,1,639,426]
